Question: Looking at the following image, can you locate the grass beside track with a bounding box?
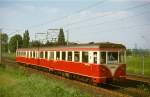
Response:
[0,65,90,97]
[127,55,150,76]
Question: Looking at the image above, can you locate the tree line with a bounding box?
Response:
[2,28,66,53]
[1,28,150,56]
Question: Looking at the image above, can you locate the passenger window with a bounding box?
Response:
[30,51,32,58]
[20,51,21,56]
[28,51,30,58]
[25,52,26,57]
[33,51,35,58]
[40,52,43,58]
[56,52,60,60]
[62,52,66,60]
[68,52,72,61]
[22,52,23,57]
[93,52,97,64]
[101,52,106,64]
[50,52,54,60]
[45,51,48,59]
[74,51,80,62]
[26,52,28,58]
[82,52,88,63]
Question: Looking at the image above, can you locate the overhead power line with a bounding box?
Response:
[67,9,150,30]
[63,2,150,28]
[2,0,107,36]
[27,0,107,29]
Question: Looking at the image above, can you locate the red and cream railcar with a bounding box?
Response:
[16,42,126,84]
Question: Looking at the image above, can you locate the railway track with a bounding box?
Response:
[127,74,150,84]
[101,80,150,97]
[2,57,150,97]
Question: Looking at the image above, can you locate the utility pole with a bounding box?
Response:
[142,55,144,75]
[0,29,1,64]
[47,29,60,43]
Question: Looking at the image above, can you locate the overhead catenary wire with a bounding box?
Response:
[27,1,150,39]
[63,2,150,28]
[26,0,107,29]
[4,0,107,36]
[67,9,150,30]
[3,0,150,46]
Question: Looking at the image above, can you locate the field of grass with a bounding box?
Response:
[126,55,150,76]
[0,65,91,97]
[2,53,16,60]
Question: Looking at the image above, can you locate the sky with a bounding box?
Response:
[0,0,150,49]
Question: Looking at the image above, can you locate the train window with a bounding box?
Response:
[56,52,60,60]
[21,52,23,56]
[45,51,48,59]
[107,52,118,64]
[119,52,125,63]
[30,51,32,58]
[23,51,24,57]
[33,51,35,58]
[82,52,88,63]
[62,52,66,60]
[40,52,43,58]
[25,52,26,57]
[36,51,39,58]
[68,52,72,61]
[27,51,29,58]
[21,51,23,57]
[50,52,54,60]
[74,51,80,62]
[26,51,28,58]
[93,52,97,64]
[101,52,106,64]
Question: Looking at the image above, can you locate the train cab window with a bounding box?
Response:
[119,52,125,63]
[82,52,88,63]
[40,52,43,58]
[107,52,118,64]
[50,52,54,60]
[62,52,66,60]
[101,52,106,64]
[45,51,48,59]
[68,52,72,61]
[74,51,80,62]
[56,52,60,60]
[93,52,97,64]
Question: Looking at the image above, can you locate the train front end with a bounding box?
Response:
[99,43,126,82]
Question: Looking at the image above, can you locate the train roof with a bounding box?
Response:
[17,42,126,51]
